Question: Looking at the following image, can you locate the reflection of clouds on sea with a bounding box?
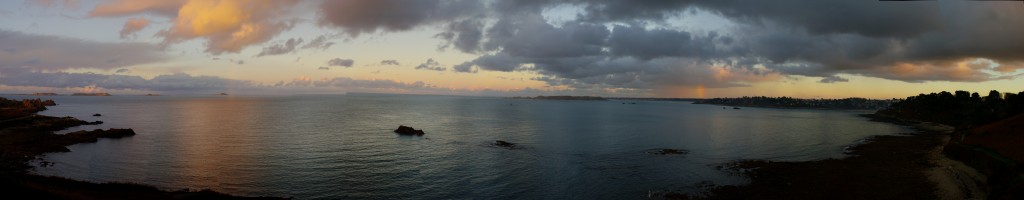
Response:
[20,94,910,199]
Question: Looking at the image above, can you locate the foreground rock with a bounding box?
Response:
[0,97,286,199]
[491,140,523,149]
[394,125,425,135]
[659,115,945,199]
[495,140,515,147]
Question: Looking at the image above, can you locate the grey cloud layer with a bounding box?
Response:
[0,71,247,92]
[320,0,1024,90]
[0,30,164,71]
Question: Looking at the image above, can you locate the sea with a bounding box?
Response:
[4,93,910,199]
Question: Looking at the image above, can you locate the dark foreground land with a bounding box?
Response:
[0,97,286,199]
[662,115,950,200]
[668,90,1024,200]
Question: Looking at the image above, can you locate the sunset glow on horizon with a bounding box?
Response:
[1,0,1023,98]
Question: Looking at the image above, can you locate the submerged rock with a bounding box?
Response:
[92,113,102,117]
[495,140,515,147]
[648,148,689,155]
[394,125,425,135]
[491,140,523,149]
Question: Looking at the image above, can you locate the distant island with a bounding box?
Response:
[607,97,702,102]
[693,96,897,110]
[31,93,59,96]
[71,93,112,96]
[511,95,607,100]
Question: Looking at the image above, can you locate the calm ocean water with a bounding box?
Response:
[5,94,909,199]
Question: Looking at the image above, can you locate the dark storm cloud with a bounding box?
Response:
[693,0,943,39]
[327,58,355,67]
[574,0,694,22]
[465,53,525,72]
[436,19,485,53]
[311,0,1023,91]
[607,25,733,60]
[452,61,476,73]
[0,29,164,71]
[317,0,485,36]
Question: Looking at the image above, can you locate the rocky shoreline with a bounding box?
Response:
[0,97,286,199]
[659,114,977,199]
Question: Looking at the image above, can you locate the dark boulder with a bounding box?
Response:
[93,113,102,116]
[491,140,523,149]
[394,125,425,135]
[495,140,515,148]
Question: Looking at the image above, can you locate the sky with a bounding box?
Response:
[0,0,1022,98]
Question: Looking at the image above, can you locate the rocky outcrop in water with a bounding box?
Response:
[394,125,425,135]
[492,140,519,149]
[647,148,689,155]
[0,98,281,199]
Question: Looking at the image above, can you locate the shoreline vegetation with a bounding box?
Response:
[0,97,287,199]
[666,90,1024,199]
[693,96,898,110]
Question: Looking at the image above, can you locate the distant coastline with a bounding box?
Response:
[693,96,897,110]
[71,93,112,96]
[510,95,607,100]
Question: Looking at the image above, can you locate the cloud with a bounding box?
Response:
[317,0,484,36]
[693,0,943,39]
[0,29,164,71]
[327,58,354,67]
[463,53,524,72]
[115,68,130,73]
[414,58,446,71]
[89,0,182,17]
[91,0,300,54]
[30,0,82,10]
[421,1,1023,89]
[278,76,432,90]
[0,70,247,92]
[317,66,329,70]
[300,35,335,50]
[452,61,476,73]
[380,60,400,66]
[818,75,848,83]
[436,19,485,53]
[255,38,303,57]
[119,17,150,39]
